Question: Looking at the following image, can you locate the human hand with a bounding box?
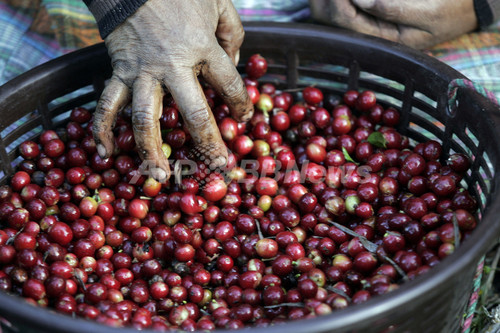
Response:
[92,0,253,181]
[309,0,478,49]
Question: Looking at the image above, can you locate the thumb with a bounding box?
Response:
[352,0,376,8]
[216,0,245,65]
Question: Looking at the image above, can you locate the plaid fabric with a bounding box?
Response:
[426,22,500,103]
[0,1,61,84]
[43,0,102,51]
[0,0,101,84]
[232,0,310,22]
[0,0,499,104]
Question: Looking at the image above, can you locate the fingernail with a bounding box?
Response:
[151,168,167,181]
[97,144,107,158]
[234,50,240,65]
[241,108,254,122]
[353,0,376,8]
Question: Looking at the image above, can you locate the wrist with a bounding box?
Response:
[83,0,149,38]
[474,0,494,29]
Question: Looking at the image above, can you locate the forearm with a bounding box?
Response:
[83,0,148,38]
[474,0,500,28]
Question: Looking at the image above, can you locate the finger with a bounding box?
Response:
[309,0,384,35]
[216,0,245,65]
[234,49,240,67]
[165,70,228,170]
[309,0,434,49]
[93,76,130,158]
[202,47,254,123]
[310,0,403,44]
[356,0,476,48]
[352,0,435,29]
[131,75,171,181]
[310,0,359,26]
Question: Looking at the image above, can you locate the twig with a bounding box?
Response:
[264,302,305,309]
[325,286,352,302]
[327,219,408,282]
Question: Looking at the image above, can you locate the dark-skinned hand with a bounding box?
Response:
[92,0,254,182]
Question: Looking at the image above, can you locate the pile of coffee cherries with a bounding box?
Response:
[0,53,478,330]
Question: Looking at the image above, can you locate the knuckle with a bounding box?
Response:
[91,129,102,144]
[132,109,156,131]
[379,3,404,21]
[93,103,116,139]
[187,108,211,129]
[222,75,246,100]
[111,64,134,86]
[233,27,245,47]
[95,97,114,119]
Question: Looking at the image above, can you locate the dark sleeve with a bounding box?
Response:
[474,0,500,29]
[83,0,149,39]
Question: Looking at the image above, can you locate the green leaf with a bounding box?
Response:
[161,129,173,137]
[367,131,387,148]
[342,147,358,164]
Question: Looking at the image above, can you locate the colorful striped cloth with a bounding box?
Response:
[232,0,310,22]
[0,0,499,104]
[427,21,500,103]
[0,0,101,84]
